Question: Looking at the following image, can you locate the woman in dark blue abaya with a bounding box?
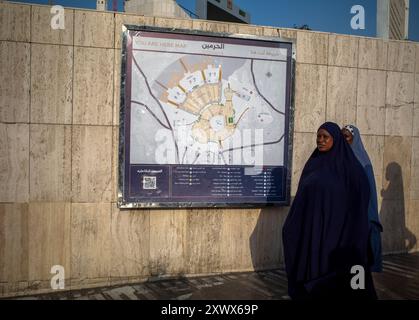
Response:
[282,122,377,300]
[342,125,383,273]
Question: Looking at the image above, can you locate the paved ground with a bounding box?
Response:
[11,253,419,300]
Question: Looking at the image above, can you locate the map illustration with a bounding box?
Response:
[129,35,288,167]
[120,30,293,207]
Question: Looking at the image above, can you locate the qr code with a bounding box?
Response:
[143,176,157,190]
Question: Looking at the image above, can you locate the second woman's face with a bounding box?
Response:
[341,128,353,145]
[317,129,334,152]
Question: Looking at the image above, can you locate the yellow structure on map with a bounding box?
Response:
[191,86,235,145]
[160,58,237,146]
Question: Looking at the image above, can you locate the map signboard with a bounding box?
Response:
[118,26,295,208]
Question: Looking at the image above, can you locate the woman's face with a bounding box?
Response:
[341,128,353,145]
[317,129,334,152]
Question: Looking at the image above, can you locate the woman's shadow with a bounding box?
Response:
[380,162,416,253]
[248,205,290,299]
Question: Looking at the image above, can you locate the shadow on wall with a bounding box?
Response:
[380,162,416,254]
[248,205,290,298]
[249,206,288,271]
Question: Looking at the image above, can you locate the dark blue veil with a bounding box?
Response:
[344,125,383,272]
[282,122,376,299]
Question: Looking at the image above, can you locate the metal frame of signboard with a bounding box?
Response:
[118,25,296,209]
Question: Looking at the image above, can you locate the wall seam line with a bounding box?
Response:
[354,37,360,127]
[28,5,32,203]
[325,33,329,125]
[383,40,389,191]
[69,7,75,293]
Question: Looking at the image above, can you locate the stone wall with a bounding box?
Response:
[124,0,191,19]
[0,2,418,297]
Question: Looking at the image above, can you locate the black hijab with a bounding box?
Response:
[282,122,375,299]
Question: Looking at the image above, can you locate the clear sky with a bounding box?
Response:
[7,0,419,41]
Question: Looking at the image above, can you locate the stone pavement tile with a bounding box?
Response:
[5,253,419,300]
[252,274,287,294]
[130,284,158,300]
[89,294,106,300]
[103,286,138,300]
[142,283,173,300]
[175,293,193,300]
[189,280,272,300]
[185,279,202,289]
[187,278,213,289]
